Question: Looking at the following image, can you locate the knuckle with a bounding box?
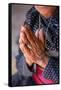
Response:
[20,32,24,38]
[20,43,24,48]
[21,26,27,32]
[19,38,22,44]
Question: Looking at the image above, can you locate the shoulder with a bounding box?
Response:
[24,7,39,31]
[26,7,39,18]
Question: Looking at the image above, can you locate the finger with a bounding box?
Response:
[19,34,23,44]
[35,29,39,39]
[19,42,31,56]
[35,29,45,50]
[21,25,36,47]
[39,28,45,45]
[19,31,29,45]
[35,29,45,45]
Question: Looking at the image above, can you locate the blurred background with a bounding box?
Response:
[12,4,32,76]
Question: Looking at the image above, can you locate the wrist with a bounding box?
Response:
[42,56,49,68]
[25,59,33,66]
[36,55,49,69]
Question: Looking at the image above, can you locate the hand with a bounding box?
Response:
[19,25,34,66]
[19,25,48,68]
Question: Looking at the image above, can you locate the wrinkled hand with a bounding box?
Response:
[19,25,48,68]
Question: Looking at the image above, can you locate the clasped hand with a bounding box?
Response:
[19,25,48,69]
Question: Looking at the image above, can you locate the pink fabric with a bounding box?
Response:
[32,65,55,84]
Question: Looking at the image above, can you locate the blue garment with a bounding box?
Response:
[24,6,59,83]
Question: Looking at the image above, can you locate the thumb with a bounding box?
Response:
[39,28,45,45]
[35,28,45,45]
[35,29,39,39]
